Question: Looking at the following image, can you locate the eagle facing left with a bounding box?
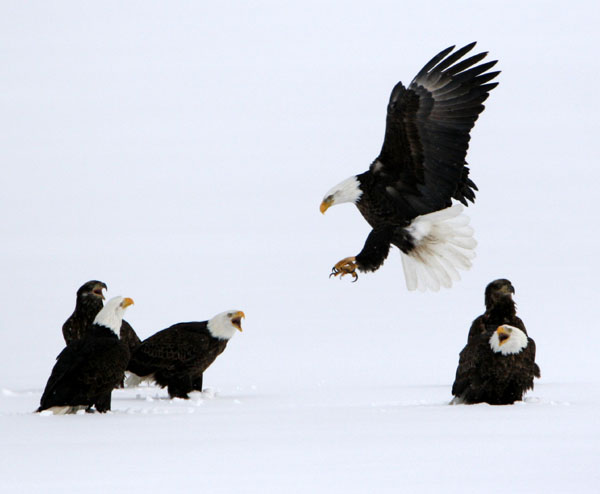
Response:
[320,42,499,291]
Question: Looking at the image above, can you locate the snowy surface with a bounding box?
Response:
[2,383,599,493]
[1,1,599,492]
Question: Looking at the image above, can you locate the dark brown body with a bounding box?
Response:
[452,279,540,405]
[38,325,130,413]
[452,333,538,405]
[127,322,229,399]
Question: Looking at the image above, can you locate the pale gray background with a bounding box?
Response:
[1,2,598,492]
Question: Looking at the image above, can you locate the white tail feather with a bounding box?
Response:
[401,204,476,292]
[125,372,153,388]
[43,405,86,415]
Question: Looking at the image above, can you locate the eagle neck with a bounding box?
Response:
[486,297,516,321]
[76,297,104,322]
[207,317,236,341]
[332,175,363,206]
[93,306,124,336]
[88,324,119,339]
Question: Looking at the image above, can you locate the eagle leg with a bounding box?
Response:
[192,374,203,392]
[94,392,112,413]
[330,257,358,282]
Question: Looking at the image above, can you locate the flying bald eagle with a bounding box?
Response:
[38,296,134,414]
[451,280,540,405]
[126,310,244,399]
[62,280,141,353]
[320,42,499,291]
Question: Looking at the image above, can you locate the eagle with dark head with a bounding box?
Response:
[62,280,107,343]
[320,43,499,291]
[126,310,244,399]
[451,279,540,405]
[62,280,141,353]
[38,296,134,414]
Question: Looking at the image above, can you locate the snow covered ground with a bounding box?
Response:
[2,382,599,493]
[1,1,599,492]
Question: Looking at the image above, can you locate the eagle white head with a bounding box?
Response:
[489,324,528,355]
[320,176,363,213]
[207,310,245,340]
[93,296,134,334]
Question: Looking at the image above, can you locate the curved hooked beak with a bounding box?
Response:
[231,311,245,332]
[93,283,107,300]
[120,297,135,309]
[320,196,333,214]
[496,325,512,345]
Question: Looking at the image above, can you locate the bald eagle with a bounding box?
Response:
[451,280,540,405]
[62,280,141,353]
[320,42,499,291]
[38,296,134,414]
[126,310,244,399]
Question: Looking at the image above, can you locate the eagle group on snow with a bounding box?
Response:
[37,42,540,414]
[38,280,244,414]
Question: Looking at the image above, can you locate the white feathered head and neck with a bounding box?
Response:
[207,310,245,340]
[93,296,134,335]
[489,324,528,356]
[320,176,363,213]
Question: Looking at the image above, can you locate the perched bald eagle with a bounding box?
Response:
[126,310,244,399]
[320,42,499,291]
[451,280,540,405]
[38,296,134,414]
[62,280,141,353]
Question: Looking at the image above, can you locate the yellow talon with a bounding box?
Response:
[330,257,358,282]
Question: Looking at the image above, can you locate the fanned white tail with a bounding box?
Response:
[400,204,476,292]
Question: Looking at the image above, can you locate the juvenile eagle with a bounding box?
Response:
[38,296,134,414]
[127,310,244,399]
[62,280,106,343]
[451,279,540,405]
[62,280,141,353]
[320,42,499,291]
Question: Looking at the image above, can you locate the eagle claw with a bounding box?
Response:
[330,257,358,282]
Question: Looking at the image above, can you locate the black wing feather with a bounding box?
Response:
[128,322,213,375]
[39,337,128,410]
[375,43,499,217]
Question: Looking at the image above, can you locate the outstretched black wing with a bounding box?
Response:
[372,42,499,217]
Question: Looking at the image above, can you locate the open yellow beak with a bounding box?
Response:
[496,325,511,345]
[232,311,245,332]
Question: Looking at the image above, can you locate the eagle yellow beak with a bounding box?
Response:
[496,325,511,345]
[320,197,333,214]
[121,297,135,308]
[231,311,245,332]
